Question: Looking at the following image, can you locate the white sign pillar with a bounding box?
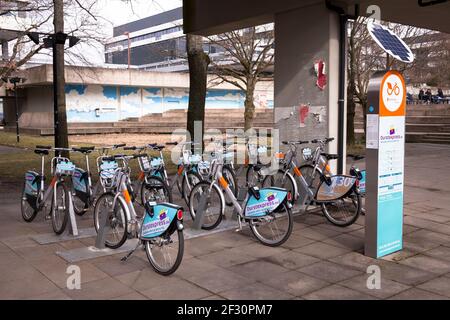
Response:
[365,70,406,258]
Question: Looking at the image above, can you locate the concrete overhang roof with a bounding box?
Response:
[183,0,450,35]
[18,64,259,91]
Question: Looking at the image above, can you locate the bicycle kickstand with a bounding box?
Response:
[121,240,141,262]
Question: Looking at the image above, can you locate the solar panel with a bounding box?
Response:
[367,21,414,64]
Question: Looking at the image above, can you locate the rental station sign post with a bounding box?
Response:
[365,70,406,258]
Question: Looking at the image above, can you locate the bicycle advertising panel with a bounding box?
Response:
[245,188,287,218]
[316,176,357,202]
[141,203,180,239]
[365,70,406,258]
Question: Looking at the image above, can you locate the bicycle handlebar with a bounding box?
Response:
[282,140,309,145]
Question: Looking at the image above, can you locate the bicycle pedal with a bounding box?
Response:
[45,215,52,221]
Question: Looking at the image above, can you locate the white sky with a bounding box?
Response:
[33,0,182,66]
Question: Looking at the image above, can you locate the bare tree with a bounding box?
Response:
[208,25,274,130]
[0,0,53,79]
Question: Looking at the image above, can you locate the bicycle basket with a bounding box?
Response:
[99,160,118,188]
[198,160,210,175]
[55,161,76,176]
[141,157,151,172]
[188,154,202,165]
[302,148,313,161]
[150,157,163,170]
[223,152,234,163]
[257,146,268,154]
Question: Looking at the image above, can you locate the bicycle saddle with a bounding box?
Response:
[321,153,339,161]
[248,186,261,200]
[34,149,49,155]
[73,146,95,154]
[348,154,365,161]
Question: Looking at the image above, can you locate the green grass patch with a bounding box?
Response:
[0,131,177,183]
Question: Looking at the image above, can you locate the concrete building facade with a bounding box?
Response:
[1,64,274,130]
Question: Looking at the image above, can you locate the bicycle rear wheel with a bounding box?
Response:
[321,192,361,227]
[51,182,69,235]
[145,228,184,276]
[93,192,128,249]
[189,181,224,230]
[249,203,293,247]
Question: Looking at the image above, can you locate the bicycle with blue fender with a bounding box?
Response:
[21,146,76,234]
[188,150,293,246]
[263,139,362,227]
[93,153,184,275]
[70,144,126,215]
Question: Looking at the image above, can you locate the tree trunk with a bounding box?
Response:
[244,80,256,131]
[346,89,356,145]
[53,0,69,156]
[186,34,210,149]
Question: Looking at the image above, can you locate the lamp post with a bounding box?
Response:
[124,32,131,69]
[1,76,26,143]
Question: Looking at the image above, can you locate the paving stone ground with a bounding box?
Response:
[0,143,450,300]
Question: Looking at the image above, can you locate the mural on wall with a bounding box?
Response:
[143,88,164,114]
[65,84,270,123]
[66,84,119,122]
[206,90,244,108]
[163,88,189,110]
[120,86,141,119]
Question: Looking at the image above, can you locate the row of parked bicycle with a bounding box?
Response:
[20,137,365,275]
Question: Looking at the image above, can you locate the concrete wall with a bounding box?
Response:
[273,3,343,172]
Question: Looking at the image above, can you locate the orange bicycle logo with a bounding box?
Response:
[387,82,400,96]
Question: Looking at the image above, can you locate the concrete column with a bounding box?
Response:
[2,41,9,60]
[274,3,346,172]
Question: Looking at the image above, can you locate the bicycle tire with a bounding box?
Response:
[321,191,362,227]
[93,192,128,249]
[246,165,264,188]
[222,165,238,206]
[262,169,297,205]
[51,182,69,235]
[181,171,202,205]
[21,181,39,222]
[145,228,184,276]
[189,181,224,230]
[141,175,173,205]
[249,202,293,247]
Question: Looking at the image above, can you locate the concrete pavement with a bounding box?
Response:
[0,143,449,300]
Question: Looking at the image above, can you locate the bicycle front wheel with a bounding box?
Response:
[262,170,297,205]
[93,192,128,249]
[249,203,293,247]
[51,182,69,235]
[222,165,238,206]
[21,182,38,222]
[145,228,184,276]
[321,192,361,227]
[181,171,202,205]
[189,181,224,230]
